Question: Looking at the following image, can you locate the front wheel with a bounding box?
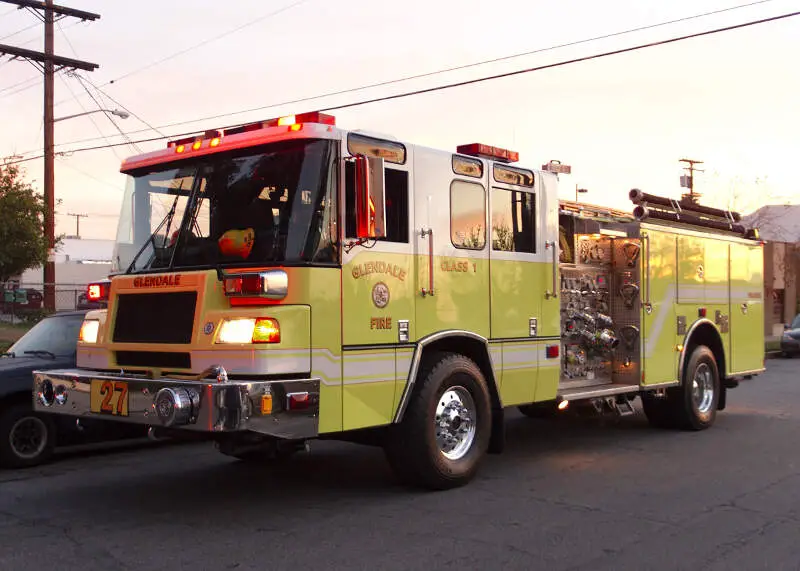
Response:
[384,353,491,490]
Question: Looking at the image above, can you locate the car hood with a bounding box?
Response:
[0,355,73,377]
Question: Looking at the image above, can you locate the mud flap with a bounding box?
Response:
[488,406,505,454]
[718,386,727,411]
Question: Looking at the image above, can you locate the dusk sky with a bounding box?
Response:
[1,0,798,240]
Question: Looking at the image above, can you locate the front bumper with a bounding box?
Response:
[32,367,319,440]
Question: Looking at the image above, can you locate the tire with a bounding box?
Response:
[384,352,491,490]
[642,345,720,431]
[674,345,720,430]
[517,402,558,419]
[0,403,57,469]
[640,391,677,429]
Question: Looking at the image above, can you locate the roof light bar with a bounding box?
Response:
[166,112,335,150]
[457,143,519,164]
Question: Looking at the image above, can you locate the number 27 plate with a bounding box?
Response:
[90,380,129,416]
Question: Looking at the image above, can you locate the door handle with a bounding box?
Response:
[421,228,434,297]
[545,240,558,299]
[642,234,652,314]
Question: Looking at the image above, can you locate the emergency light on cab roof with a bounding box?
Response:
[86,279,110,302]
[167,111,336,153]
[456,143,519,163]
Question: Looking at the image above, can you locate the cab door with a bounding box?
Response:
[341,136,415,430]
[413,150,490,340]
[488,166,560,406]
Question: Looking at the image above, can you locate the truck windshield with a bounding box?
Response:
[113,138,338,273]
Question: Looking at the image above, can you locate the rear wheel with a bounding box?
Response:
[0,403,56,469]
[642,345,720,431]
[384,352,491,490]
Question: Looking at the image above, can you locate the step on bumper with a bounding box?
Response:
[32,366,319,440]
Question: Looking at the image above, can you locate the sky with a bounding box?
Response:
[0,0,798,241]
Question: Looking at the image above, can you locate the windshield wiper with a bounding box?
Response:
[24,350,56,359]
[126,193,182,274]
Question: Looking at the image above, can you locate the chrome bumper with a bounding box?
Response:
[32,367,320,440]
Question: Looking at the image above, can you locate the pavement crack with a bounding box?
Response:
[527,495,679,528]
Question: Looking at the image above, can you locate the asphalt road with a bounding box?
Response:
[2,359,799,571]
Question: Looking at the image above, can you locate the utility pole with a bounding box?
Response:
[67,212,87,237]
[679,158,704,204]
[0,0,99,312]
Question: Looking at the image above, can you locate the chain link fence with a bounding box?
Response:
[0,282,96,325]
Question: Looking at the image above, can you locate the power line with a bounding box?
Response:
[76,73,165,136]
[319,9,800,113]
[15,0,314,109]
[0,73,39,94]
[101,0,312,88]
[0,19,84,97]
[57,72,124,161]
[0,20,39,41]
[56,21,149,154]
[8,8,800,167]
[71,72,141,153]
[30,0,784,152]
[56,155,122,190]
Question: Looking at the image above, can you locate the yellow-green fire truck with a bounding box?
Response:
[32,112,765,489]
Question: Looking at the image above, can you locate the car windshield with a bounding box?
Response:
[7,314,84,357]
[113,138,338,273]
[792,314,800,329]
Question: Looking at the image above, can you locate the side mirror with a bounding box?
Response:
[785,323,791,330]
[354,155,386,239]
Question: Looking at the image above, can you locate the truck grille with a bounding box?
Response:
[113,292,197,344]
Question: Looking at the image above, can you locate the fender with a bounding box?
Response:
[677,318,724,382]
[393,329,499,423]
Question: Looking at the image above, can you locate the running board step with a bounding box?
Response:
[613,397,636,417]
[558,383,640,402]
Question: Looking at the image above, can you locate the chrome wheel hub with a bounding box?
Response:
[692,363,714,414]
[9,416,47,459]
[435,386,477,460]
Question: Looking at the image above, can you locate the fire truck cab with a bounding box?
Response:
[33,112,764,489]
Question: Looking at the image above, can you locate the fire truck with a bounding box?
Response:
[32,112,765,489]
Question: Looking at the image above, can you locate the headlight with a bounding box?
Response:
[216,318,280,344]
[79,319,100,343]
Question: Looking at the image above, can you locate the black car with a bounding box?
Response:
[0,311,146,468]
[781,313,800,357]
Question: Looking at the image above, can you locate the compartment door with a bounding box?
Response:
[730,242,765,372]
[641,230,679,385]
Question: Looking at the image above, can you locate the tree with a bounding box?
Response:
[0,162,53,283]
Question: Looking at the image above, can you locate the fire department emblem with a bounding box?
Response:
[372,282,390,308]
[203,322,215,335]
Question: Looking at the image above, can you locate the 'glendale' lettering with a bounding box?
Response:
[352,261,406,281]
[133,275,182,288]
